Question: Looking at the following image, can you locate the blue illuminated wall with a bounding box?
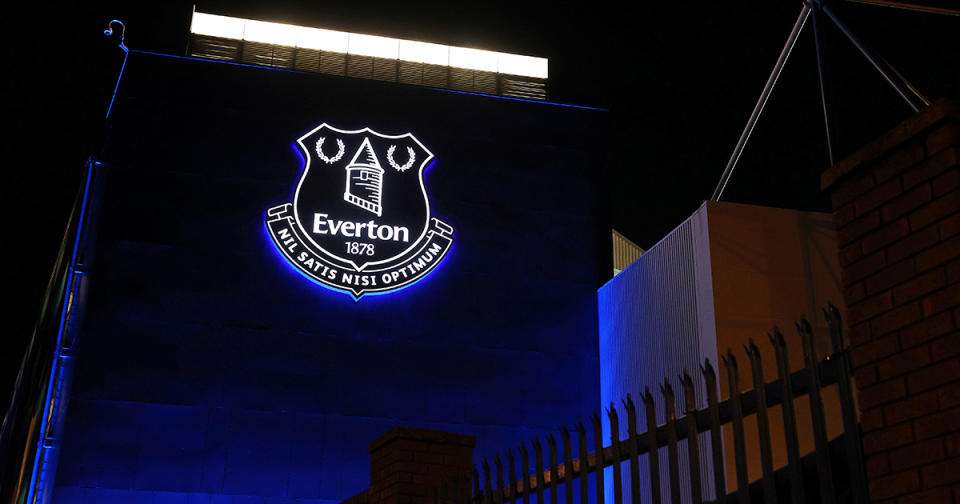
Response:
[597,203,718,504]
[51,52,609,503]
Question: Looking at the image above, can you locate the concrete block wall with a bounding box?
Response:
[822,99,960,504]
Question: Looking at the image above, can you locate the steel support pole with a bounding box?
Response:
[821,4,929,112]
[711,5,812,201]
[812,7,835,167]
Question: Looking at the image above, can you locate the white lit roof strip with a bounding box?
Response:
[190,11,547,79]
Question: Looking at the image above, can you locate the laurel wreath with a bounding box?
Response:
[315,137,345,164]
[387,145,416,172]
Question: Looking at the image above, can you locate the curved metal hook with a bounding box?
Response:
[103,19,127,49]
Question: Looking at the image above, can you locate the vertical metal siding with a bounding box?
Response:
[598,202,719,504]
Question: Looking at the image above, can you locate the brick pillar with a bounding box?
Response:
[821,99,960,504]
[340,427,476,504]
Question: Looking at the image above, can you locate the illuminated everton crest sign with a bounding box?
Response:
[266,124,454,299]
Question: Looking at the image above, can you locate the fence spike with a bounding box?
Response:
[483,459,494,504]
[641,387,662,504]
[548,433,559,504]
[823,305,870,504]
[561,426,574,504]
[521,442,531,504]
[607,403,624,504]
[496,455,505,504]
[681,371,703,504]
[534,437,545,504]
[661,379,681,504]
[770,329,805,504]
[624,394,641,504]
[724,349,751,504]
[701,359,726,501]
[507,449,517,504]
[591,412,605,504]
[746,340,777,504]
[576,420,589,504]
[799,317,836,504]
[473,465,481,504]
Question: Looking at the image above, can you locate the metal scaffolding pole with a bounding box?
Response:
[821,3,930,112]
[711,4,812,201]
[812,7,835,167]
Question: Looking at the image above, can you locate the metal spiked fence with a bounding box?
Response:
[435,305,868,504]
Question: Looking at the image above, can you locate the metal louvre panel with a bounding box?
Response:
[500,76,547,100]
[293,48,321,72]
[397,60,424,85]
[474,71,497,94]
[185,36,547,100]
[189,35,241,62]
[319,52,347,76]
[422,64,448,88]
[612,230,644,273]
[346,54,374,79]
[240,41,295,69]
[448,67,474,91]
[372,57,398,82]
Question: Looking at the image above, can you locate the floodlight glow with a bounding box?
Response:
[190,12,245,40]
[449,47,498,72]
[497,53,548,79]
[399,40,449,66]
[189,11,549,79]
[348,34,400,59]
[243,19,298,46]
[297,27,349,52]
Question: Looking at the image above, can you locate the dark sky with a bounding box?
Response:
[2,0,957,411]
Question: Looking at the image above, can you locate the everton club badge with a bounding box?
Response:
[266,124,453,299]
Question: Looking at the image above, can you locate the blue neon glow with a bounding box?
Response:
[105,43,130,120]
[128,50,605,110]
[27,159,96,503]
[261,221,455,302]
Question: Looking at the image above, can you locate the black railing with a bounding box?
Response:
[0,160,95,504]
[436,306,869,504]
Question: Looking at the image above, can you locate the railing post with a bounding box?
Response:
[681,371,703,504]
[824,304,869,504]
[661,380,681,504]
[548,433,559,504]
[496,455,505,504]
[507,449,517,504]
[521,443,531,504]
[642,388,662,504]
[591,413,605,504]
[576,421,589,504]
[624,395,641,504]
[770,330,806,504]
[723,350,751,504]
[561,426,574,504]
[700,360,726,501]
[745,341,777,504]
[607,404,624,504]
[535,438,545,504]
[799,318,836,504]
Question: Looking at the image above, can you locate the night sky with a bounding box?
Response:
[2,0,957,412]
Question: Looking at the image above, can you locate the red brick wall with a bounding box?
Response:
[340,427,476,504]
[822,99,960,504]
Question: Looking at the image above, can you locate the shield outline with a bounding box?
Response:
[292,123,435,271]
